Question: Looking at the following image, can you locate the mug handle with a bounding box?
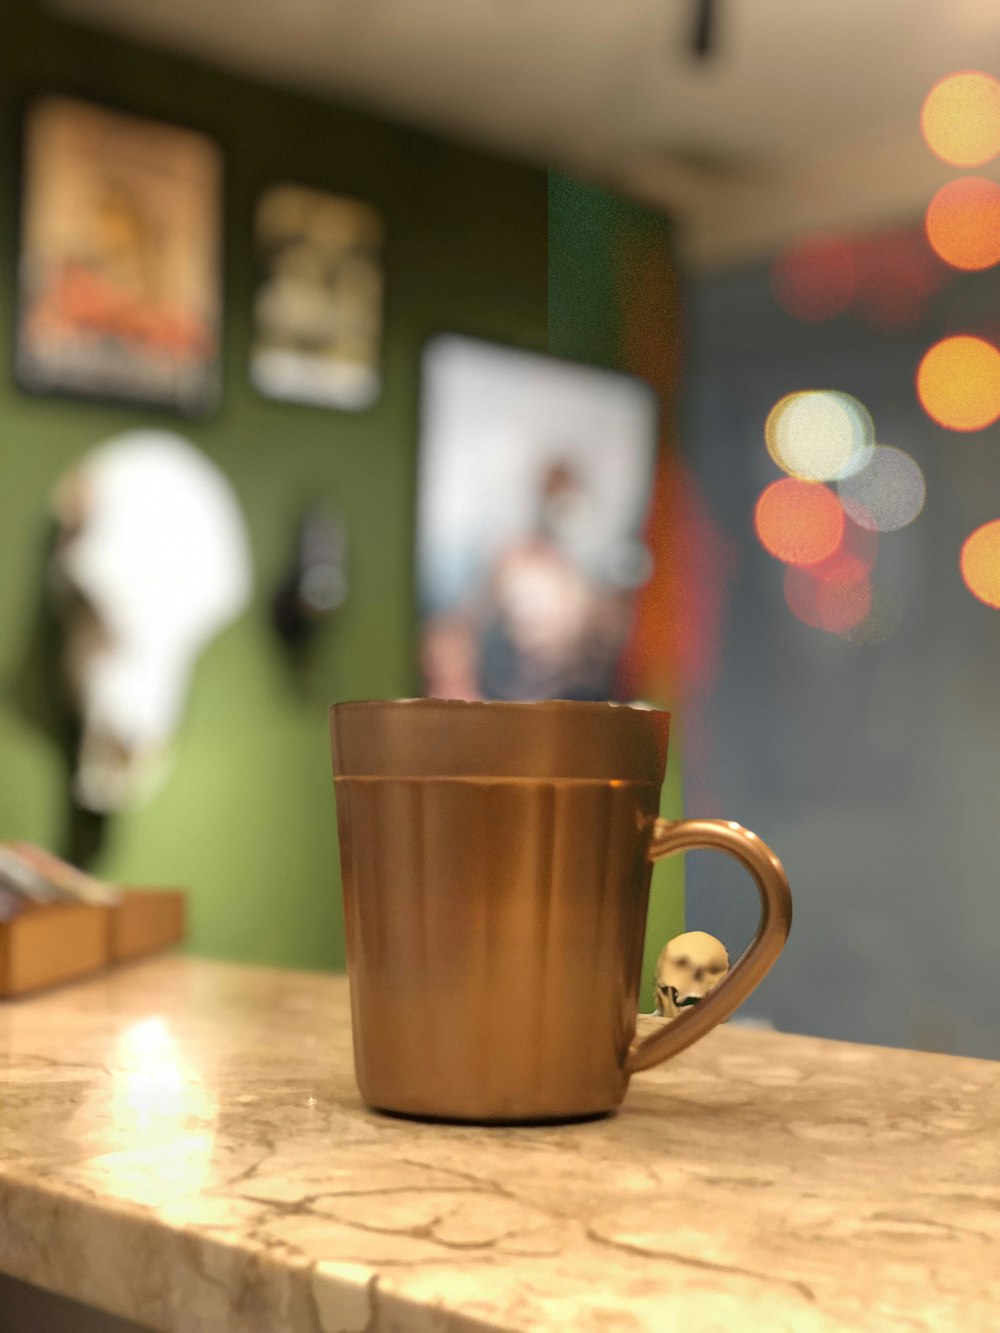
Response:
[625,817,792,1074]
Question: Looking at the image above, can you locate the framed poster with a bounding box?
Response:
[251,184,384,410]
[17,96,221,413]
[417,335,658,702]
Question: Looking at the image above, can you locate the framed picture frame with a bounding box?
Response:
[416,334,658,703]
[17,95,222,414]
[250,184,384,410]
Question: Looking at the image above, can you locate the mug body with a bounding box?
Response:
[330,699,669,1122]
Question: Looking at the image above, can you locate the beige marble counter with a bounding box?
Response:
[0,958,998,1332]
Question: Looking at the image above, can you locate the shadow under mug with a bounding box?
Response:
[330,699,792,1123]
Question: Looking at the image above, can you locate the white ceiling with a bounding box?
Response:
[53,0,1000,268]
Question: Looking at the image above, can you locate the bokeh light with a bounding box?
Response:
[773,227,946,331]
[771,234,856,322]
[838,445,925,532]
[852,226,946,331]
[765,391,874,482]
[754,479,845,566]
[925,177,1000,271]
[921,71,1000,167]
[784,566,872,634]
[842,583,903,645]
[916,335,1000,431]
[806,515,879,584]
[960,519,1000,607]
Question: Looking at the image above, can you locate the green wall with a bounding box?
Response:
[548,174,685,1009]
[0,7,680,989]
[0,3,547,969]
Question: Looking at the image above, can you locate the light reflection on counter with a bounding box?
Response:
[100,1015,219,1207]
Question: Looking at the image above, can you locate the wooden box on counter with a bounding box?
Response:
[109,889,187,964]
[0,890,186,998]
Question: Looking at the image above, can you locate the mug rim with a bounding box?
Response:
[329,698,671,781]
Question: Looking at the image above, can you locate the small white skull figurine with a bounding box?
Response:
[655,931,730,1018]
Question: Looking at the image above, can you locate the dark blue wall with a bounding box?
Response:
[683,249,1000,1058]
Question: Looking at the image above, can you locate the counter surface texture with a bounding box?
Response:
[0,957,997,1332]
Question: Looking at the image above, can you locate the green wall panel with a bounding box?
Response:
[0,2,547,970]
[0,7,680,991]
[547,172,685,1011]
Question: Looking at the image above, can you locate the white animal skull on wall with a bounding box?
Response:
[654,930,730,1018]
[50,430,253,814]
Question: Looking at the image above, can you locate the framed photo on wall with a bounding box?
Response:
[17,96,222,414]
[416,335,658,703]
[250,184,384,410]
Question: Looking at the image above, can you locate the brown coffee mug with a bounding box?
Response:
[330,699,791,1123]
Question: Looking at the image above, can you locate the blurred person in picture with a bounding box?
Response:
[422,459,645,702]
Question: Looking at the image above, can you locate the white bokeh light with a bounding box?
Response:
[838,445,926,532]
[766,391,874,482]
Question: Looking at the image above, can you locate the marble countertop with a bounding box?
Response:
[0,958,998,1333]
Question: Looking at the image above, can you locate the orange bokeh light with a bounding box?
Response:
[784,567,872,634]
[921,71,1000,167]
[916,335,1000,431]
[925,177,1000,270]
[960,519,1000,608]
[754,479,845,566]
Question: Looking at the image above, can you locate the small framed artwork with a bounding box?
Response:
[416,335,658,703]
[17,96,222,414]
[251,184,384,410]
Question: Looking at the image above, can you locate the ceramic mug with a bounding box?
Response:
[330,699,791,1123]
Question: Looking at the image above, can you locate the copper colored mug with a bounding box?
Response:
[330,699,791,1123]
